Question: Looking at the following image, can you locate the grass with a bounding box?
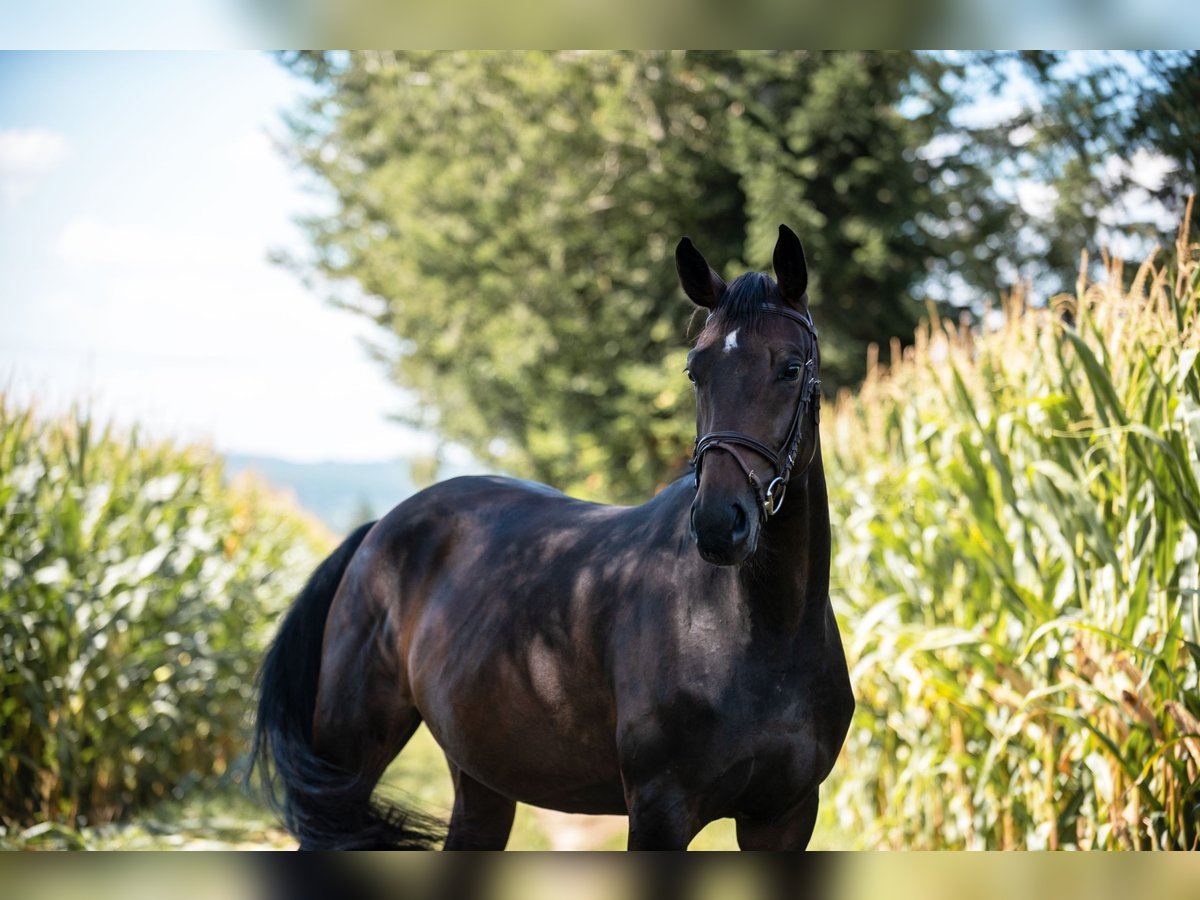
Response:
[3,723,851,849]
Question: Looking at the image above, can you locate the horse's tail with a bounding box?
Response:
[250,520,443,849]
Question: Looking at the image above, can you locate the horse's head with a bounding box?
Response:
[676,225,822,566]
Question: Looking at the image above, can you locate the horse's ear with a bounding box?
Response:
[773,224,809,309]
[675,237,727,310]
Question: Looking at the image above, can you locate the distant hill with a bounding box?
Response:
[223,454,420,536]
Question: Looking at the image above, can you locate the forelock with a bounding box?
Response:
[703,272,779,337]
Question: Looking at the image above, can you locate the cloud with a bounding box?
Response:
[0,128,69,207]
[56,217,250,267]
[220,131,278,168]
[57,219,165,266]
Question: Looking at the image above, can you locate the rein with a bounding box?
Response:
[691,302,821,519]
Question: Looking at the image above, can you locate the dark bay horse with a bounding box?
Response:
[252,225,854,849]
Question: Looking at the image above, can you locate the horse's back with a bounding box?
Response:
[383,473,605,528]
[372,472,687,562]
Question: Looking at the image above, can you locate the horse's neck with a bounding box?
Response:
[740,444,831,634]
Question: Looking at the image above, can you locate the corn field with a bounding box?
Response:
[4,225,1199,849]
[827,213,1200,849]
[0,400,328,833]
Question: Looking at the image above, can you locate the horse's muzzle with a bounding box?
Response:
[690,495,757,566]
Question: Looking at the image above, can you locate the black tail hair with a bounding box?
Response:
[250,521,444,849]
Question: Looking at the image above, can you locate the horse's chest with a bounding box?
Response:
[618,662,828,815]
[711,681,822,773]
[715,707,825,814]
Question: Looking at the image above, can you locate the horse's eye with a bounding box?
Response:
[781,363,802,382]
[684,368,696,384]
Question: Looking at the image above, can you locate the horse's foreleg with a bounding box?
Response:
[624,779,696,850]
[443,764,516,850]
[734,790,819,850]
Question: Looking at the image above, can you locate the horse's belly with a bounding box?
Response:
[410,627,627,815]
[421,699,627,815]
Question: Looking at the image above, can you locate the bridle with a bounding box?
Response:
[691,302,821,520]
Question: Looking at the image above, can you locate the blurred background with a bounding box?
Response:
[1,48,1199,853]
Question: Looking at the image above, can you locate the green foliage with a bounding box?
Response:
[0,398,328,830]
[1129,52,1200,209]
[826,219,1200,848]
[723,52,1014,371]
[281,51,1023,501]
[1008,51,1199,291]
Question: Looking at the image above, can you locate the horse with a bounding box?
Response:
[251,225,854,850]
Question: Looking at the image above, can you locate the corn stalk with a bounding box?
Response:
[0,400,328,831]
[827,209,1200,849]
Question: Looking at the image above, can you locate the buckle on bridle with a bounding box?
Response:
[805,371,821,424]
[764,476,788,517]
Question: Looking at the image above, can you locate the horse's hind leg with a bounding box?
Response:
[312,697,422,785]
[443,763,516,850]
[311,604,424,774]
[307,609,436,847]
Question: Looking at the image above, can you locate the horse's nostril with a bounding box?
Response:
[731,503,748,542]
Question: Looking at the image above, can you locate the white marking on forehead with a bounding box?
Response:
[723,329,739,353]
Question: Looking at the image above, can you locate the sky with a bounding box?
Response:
[0,52,441,463]
[0,51,1182,466]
